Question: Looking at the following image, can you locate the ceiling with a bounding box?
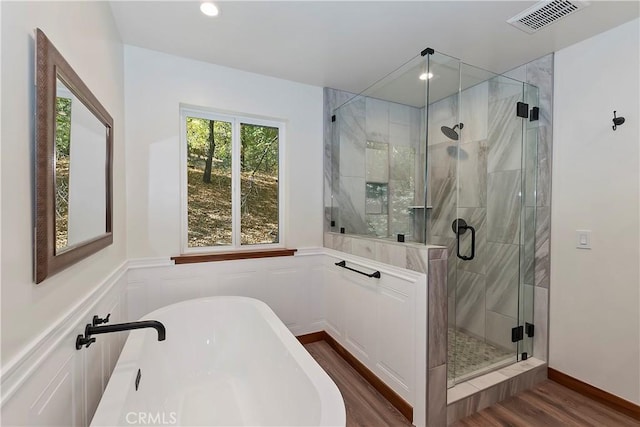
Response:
[110,1,639,96]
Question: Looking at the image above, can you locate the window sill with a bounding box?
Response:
[171,248,297,264]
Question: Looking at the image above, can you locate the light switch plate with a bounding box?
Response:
[576,230,591,249]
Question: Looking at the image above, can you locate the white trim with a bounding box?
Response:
[179,108,188,253]
[231,118,241,247]
[0,261,128,406]
[126,257,174,269]
[179,106,286,253]
[277,120,286,247]
[293,247,326,257]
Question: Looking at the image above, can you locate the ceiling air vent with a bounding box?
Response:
[507,0,590,34]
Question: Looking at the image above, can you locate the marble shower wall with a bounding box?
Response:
[323,88,422,239]
[427,55,552,369]
[427,72,541,355]
[322,53,553,367]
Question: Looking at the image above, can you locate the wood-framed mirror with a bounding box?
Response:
[34,29,113,283]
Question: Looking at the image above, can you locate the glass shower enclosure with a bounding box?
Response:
[329,49,539,386]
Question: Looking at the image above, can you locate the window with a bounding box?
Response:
[181,108,283,252]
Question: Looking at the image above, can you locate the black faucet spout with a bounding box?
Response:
[86,320,166,341]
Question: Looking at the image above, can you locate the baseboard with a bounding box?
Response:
[296,331,413,422]
[548,368,640,420]
[296,331,326,345]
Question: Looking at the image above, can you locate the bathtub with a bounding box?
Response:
[91,297,345,426]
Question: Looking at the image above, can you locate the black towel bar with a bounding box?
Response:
[335,260,381,279]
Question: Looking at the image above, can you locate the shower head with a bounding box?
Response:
[441,123,464,141]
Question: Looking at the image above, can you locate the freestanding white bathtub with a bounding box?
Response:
[91,297,345,426]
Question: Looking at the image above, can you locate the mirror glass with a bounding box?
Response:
[35,28,113,284]
[54,77,107,253]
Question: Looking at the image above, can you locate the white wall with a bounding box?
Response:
[124,46,324,258]
[550,18,640,404]
[0,2,126,366]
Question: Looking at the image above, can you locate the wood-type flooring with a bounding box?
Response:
[305,341,639,427]
[305,341,412,426]
[452,380,639,427]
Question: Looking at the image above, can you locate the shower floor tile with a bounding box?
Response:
[447,328,513,381]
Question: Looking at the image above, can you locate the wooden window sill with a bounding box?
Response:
[171,248,297,264]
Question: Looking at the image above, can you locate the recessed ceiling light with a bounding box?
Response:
[419,72,434,80]
[200,2,219,17]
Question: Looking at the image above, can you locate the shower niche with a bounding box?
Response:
[326,49,539,386]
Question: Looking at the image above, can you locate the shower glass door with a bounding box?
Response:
[445,63,538,385]
[330,53,435,242]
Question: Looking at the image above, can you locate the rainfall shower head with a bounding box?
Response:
[441,123,464,141]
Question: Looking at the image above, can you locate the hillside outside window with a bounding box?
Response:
[180,108,283,252]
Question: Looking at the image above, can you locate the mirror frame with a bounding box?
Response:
[35,29,113,283]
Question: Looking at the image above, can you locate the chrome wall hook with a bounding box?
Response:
[612,111,625,131]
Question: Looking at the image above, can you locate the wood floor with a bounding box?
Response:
[452,380,640,427]
[306,340,639,427]
[304,341,412,427]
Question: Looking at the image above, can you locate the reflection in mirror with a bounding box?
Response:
[54,78,108,253]
[35,28,113,283]
[55,85,71,249]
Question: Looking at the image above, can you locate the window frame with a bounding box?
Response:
[180,106,285,254]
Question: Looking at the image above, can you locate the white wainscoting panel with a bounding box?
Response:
[343,271,377,364]
[377,277,415,395]
[323,266,345,339]
[126,253,327,336]
[1,263,128,427]
[323,249,427,414]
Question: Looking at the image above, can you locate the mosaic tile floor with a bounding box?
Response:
[447,328,513,381]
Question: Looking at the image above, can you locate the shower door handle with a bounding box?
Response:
[452,218,476,261]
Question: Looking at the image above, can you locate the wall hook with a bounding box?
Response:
[612,111,625,131]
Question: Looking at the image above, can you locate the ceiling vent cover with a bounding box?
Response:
[508,0,590,34]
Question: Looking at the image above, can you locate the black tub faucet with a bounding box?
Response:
[76,319,166,349]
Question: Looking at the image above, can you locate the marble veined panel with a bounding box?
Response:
[486,242,519,318]
[457,140,488,208]
[534,206,550,288]
[523,207,535,286]
[487,93,523,173]
[366,97,390,143]
[338,97,366,178]
[485,310,517,351]
[525,55,553,129]
[455,270,486,339]
[487,170,521,244]
[337,176,367,235]
[428,177,457,238]
[459,82,488,144]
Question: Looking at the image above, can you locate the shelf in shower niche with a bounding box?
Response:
[407,206,433,209]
